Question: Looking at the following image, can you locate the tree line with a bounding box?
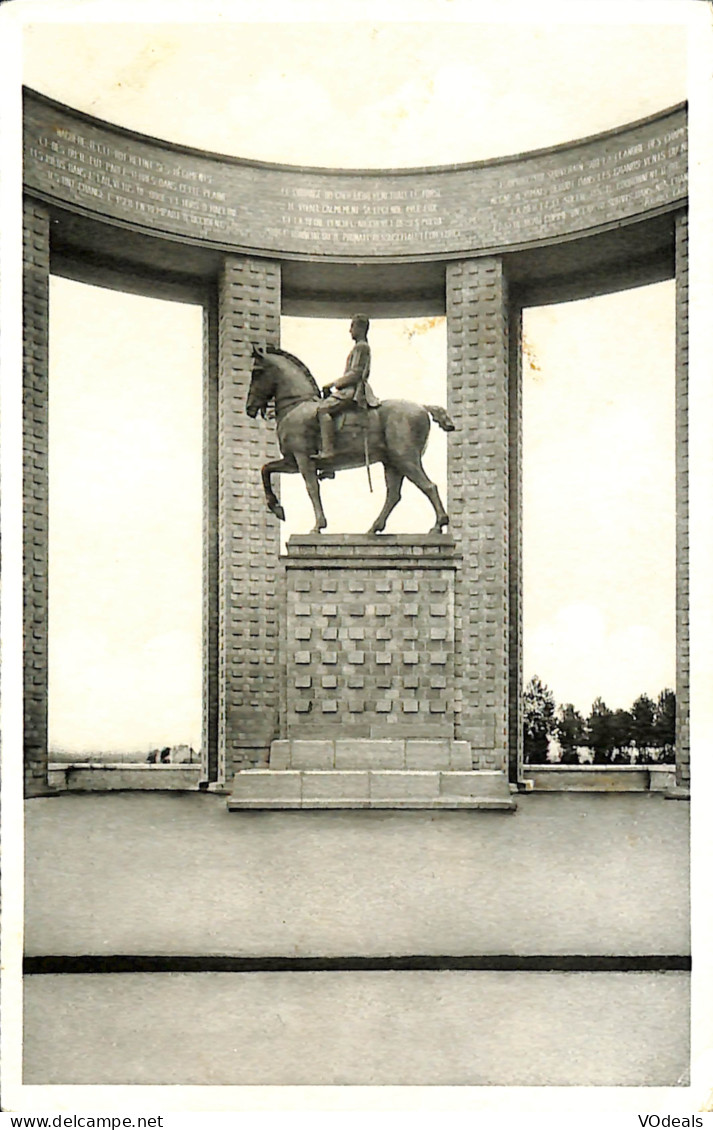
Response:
[524,676,676,765]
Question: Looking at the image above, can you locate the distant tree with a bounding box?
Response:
[523,676,557,763]
[610,708,634,763]
[653,688,676,761]
[556,703,586,764]
[630,693,657,751]
[587,697,616,763]
[524,683,676,768]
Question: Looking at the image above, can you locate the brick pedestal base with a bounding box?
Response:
[228,535,515,810]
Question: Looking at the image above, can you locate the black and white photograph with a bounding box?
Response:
[1,0,712,1118]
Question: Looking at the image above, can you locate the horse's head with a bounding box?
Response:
[247,343,321,422]
[246,345,275,418]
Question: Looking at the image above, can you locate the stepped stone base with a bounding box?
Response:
[229,737,516,810]
[269,737,473,772]
[227,768,515,810]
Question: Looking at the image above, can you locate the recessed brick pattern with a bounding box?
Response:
[282,539,458,740]
[675,210,690,788]
[23,200,50,797]
[202,298,219,784]
[447,258,511,773]
[217,256,281,781]
[508,301,524,783]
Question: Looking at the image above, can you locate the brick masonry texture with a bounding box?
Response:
[217,257,282,782]
[23,199,50,797]
[446,259,511,773]
[508,302,524,782]
[201,297,219,784]
[280,537,459,744]
[675,210,690,787]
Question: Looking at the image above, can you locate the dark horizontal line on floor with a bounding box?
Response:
[23,954,692,975]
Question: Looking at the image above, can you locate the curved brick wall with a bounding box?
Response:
[24,90,686,262]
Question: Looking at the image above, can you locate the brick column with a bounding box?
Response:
[216,256,281,785]
[201,295,219,784]
[674,210,690,788]
[446,258,511,773]
[23,199,50,796]
[508,300,524,783]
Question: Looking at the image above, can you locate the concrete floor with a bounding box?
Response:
[22,790,690,1088]
[23,970,689,1087]
[25,790,690,956]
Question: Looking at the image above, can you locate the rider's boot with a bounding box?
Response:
[313,414,336,462]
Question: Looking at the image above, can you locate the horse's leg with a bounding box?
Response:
[262,456,298,521]
[395,456,449,532]
[367,464,404,534]
[294,452,327,532]
[381,403,449,533]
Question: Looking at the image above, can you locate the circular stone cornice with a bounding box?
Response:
[24,89,687,266]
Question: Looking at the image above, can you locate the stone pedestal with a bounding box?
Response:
[228,535,515,810]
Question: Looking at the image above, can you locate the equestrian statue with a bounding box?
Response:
[246,314,455,534]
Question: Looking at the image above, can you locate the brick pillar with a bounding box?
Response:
[674,210,690,788]
[508,300,524,783]
[446,258,511,773]
[201,295,219,784]
[23,199,50,796]
[216,256,281,785]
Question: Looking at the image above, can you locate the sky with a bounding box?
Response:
[522,285,675,716]
[8,2,694,750]
[47,280,204,750]
[21,15,687,170]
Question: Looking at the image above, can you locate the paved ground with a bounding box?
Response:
[24,790,690,956]
[21,790,690,1088]
[23,970,689,1087]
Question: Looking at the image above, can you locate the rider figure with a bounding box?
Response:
[313,314,380,461]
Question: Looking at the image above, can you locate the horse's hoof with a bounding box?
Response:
[269,502,286,521]
[367,524,385,535]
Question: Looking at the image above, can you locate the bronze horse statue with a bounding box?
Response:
[246,344,454,534]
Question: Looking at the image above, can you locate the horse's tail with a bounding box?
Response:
[424,404,456,432]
